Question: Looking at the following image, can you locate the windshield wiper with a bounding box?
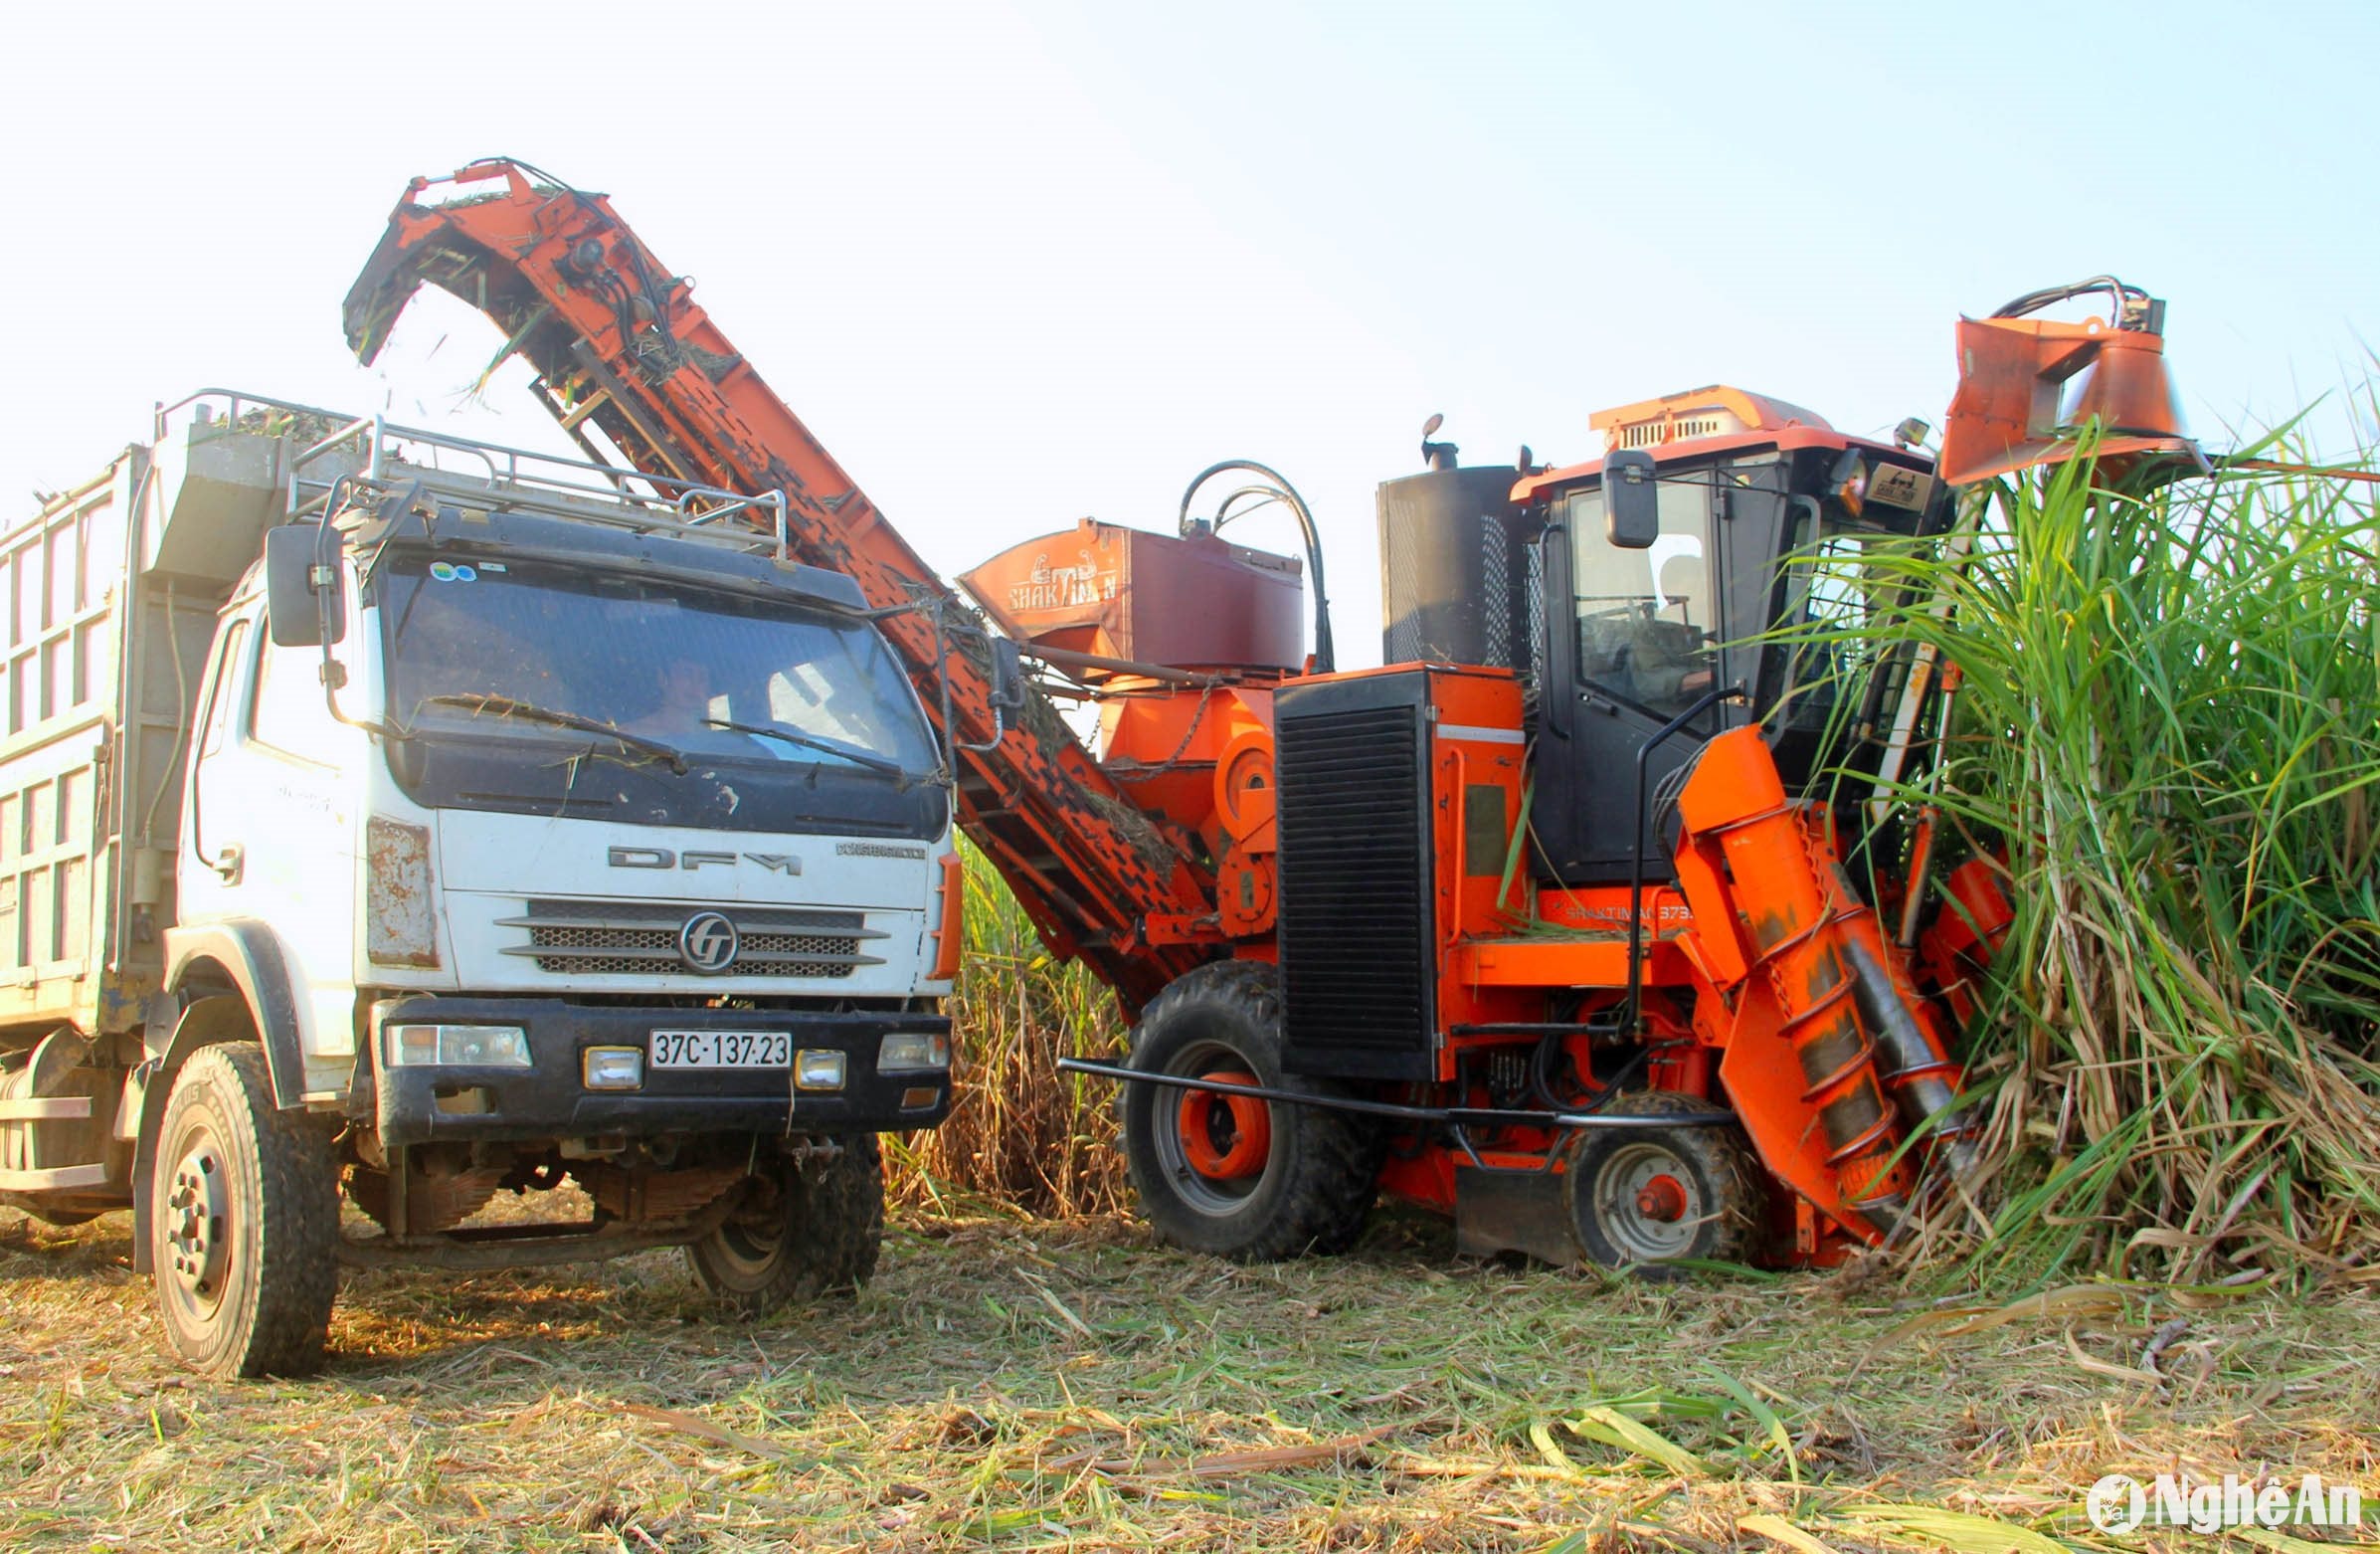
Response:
[703,716,913,784]
[419,692,689,775]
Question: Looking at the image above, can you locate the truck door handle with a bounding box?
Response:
[211,844,245,885]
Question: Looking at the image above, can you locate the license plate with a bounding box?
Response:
[648,1030,792,1068]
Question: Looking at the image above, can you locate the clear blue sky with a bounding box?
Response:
[5,1,2371,665]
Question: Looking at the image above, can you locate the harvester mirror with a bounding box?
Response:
[264,523,346,648]
[988,637,1027,714]
[1601,449,1660,548]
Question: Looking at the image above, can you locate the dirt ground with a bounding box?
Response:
[2,1204,2374,1552]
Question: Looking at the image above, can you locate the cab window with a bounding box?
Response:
[196,618,253,760]
[1566,482,1716,717]
[251,636,349,766]
[1772,509,1890,729]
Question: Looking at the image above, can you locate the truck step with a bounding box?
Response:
[0,1161,113,1192]
[0,1096,92,1122]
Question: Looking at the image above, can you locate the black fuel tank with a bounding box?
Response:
[1377,464,1537,680]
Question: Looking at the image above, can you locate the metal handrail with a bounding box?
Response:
[152,387,357,443]
[349,419,787,553]
[155,389,792,556]
[1056,1057,1740,1131]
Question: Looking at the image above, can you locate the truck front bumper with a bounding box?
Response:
[358,998,952,1149]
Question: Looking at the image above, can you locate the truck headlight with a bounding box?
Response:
[386,1024,531,1068]
[582,1047,644,1091]
[795,1050,847,1091]
[877,1032,951,1072]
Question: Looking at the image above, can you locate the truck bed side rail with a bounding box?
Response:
[344,160,1211,1010]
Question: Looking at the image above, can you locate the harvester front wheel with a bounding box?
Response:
[1122,961,1380,1262]
[1565,1090,1763,1274]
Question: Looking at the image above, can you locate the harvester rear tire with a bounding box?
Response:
[1565,1089,1764,1276]
[1122,960,1382,1262]
[688,1135,884,1313]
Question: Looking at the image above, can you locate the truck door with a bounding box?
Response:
[180,614,254,920]
[179,609,364,1085]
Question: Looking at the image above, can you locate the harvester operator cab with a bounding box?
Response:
[1376,387,1946,890]
[1546,389,1944,884]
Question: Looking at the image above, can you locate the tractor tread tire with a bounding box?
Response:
[1123,960,1383,1263]
[1566,1088,1765,1276]
[689,1134,884,1314]
[150,1044,339,1378]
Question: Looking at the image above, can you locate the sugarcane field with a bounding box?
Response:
[4,4,2377,1551]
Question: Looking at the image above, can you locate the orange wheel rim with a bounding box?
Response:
[1176,1069,1271,1180]
[1635,1173,1689,1222]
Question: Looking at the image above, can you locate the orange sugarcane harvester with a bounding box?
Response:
[348,164,2200,1268]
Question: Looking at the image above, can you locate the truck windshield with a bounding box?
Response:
[374,555,946,838]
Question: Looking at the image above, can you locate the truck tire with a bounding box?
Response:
[688,1135,883,1313]
[1564,1089,1765,1275]
[1121,960,1382,1262]
[148,1045,339,1377]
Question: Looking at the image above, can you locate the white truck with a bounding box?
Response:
[0,392,969,1375]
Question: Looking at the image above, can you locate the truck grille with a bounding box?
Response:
[1274,674,1437,1081]
[496,898,886,978]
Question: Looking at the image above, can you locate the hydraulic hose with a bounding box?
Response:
[1177,460,1335,674]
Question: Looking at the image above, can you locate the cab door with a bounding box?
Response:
[178,602,365,1088]
[1530,479,1726,884]
[177,611,257,927]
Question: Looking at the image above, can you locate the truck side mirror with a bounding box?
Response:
[1602,449,1660,549]
[264,523,346,648]
[988,637,1026,714]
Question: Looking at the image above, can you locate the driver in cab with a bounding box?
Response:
[1622,554,1715,706]
[627,657,721,737]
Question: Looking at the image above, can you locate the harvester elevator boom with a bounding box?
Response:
[345,159,1206,1011]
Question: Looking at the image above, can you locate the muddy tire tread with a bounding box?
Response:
[1567,1088,1765,1275]
[689,1135,884,1313]
[151,1044,339,1378]
[1123,960,1383,1263]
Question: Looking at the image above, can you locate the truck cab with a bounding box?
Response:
[0,394,964,1375]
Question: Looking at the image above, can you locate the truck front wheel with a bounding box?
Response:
[687,1135,884,1313]
[148,1045,339,1377]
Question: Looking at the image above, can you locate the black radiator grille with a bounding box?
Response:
[1276,697,1435,1080]
[495,899,882,978]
